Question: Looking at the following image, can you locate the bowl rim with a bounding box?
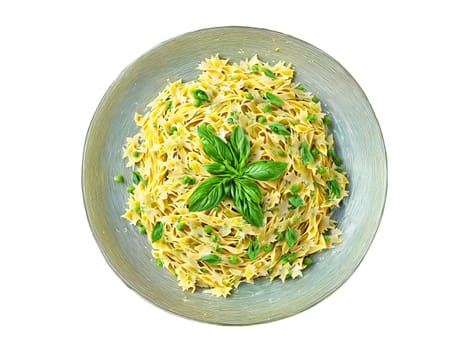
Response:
[82,25,388,325]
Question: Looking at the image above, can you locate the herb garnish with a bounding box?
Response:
[288,194,305,209]
[326,179,341,199]
[300,141,314,166]
[151,221,163,242]
[188,125,288,226]
[200,254,222,265]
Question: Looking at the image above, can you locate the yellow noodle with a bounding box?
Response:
[122,56,349,297]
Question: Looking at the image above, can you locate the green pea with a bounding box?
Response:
[327,148,335,157]
[278,150,286,157]
[245,92,253,100]
[262,103,272,113]
[291,184,300,192]
[336,166,345,173]
[258,115,267,123]
[324,235,331,242]
[334,156,342,165]
[323,115,331,125]
[132,151,139,158]
[191,89,209,101]
[168,126,177,135]
[192,99,201,107]
[138,225,146,234]
[126,185,135,193]
[304,257,313,265]
[133,204,141,213]
[312,96,320,103]
[176,222,185,230]
[276,233,283,241]
[229,256,239,264]
[317,166,326,174]
[204,225,213,234]
[165,101,172,109]
[210,234,218,242]
[227,117,234,124]
[216,245,223,253]
[155,258,163,267]
[182,176,192,185]
[263,244,272,252]
[113,175,124,183]
[308,114,317,122]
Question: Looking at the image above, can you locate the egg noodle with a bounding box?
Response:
[122,56,348,297]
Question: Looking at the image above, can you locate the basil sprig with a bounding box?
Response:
[188,125,288,226]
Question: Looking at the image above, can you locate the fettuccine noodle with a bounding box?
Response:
[122,56,348,296]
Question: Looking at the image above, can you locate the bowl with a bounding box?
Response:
[82,26,387,325]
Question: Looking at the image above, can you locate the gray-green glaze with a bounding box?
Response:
[82,26,387,325]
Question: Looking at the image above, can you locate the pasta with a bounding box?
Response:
[121,56,348,297]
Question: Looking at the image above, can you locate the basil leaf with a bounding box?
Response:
[264,92,283,107]
[247,239,261,260]
[288,194,305,209]
[197,125,234,164]
[326,179,341,199]
[151,221,163,242]
[132,171,140,185]
[231,180,264,227]
[132,171,147,186]
[203,163,228,175]
[224,179,232,197]
[300,141,314,166]
[200,254,221,265]
[285,226,298,247]
[268,122,291,136]
[262,67,276,78]
[188,177,227,212]
[229,125,250,166]
[244,160,287,181]
[234,178,262,204]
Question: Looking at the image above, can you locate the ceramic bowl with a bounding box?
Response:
[82,26,387,325]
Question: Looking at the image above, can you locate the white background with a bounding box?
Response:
[1,0,466,349]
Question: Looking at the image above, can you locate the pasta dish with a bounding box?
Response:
[120,56,348,296]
